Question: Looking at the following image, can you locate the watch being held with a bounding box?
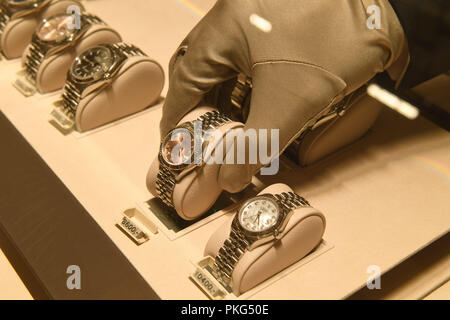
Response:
[156,110,232,208]
[23,11,105,83]
[212,191,310,286]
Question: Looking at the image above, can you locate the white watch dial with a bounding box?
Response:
[238,197,280,233]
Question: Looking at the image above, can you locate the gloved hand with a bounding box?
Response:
[161,0,407,193]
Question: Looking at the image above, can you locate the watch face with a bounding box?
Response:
[37,14,75,42]
[71,46,114,82]
[160,127,194,168]
[238,196,280,233]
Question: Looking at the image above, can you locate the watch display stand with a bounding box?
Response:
[1,0,84,59]
[17,22,122,95]
[191,240,332,300]
[146,106,245,221]
[191,183,328,299]
[51,55,164,133]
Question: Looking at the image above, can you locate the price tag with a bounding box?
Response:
[50,106,75,131]
[117,216,149,245]
[13,71,37,97]
[192,268,225,299]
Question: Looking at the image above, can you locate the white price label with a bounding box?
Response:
[118,216,149,245]
[193,268,224,299]
[13,75,36,97]
[50,107,75,131]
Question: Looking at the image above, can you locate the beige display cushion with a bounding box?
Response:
[0,0,449,299]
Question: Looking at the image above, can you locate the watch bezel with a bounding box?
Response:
[159,124,195,171]
[236,195,283,237]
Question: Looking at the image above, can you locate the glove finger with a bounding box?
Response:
[160,2,250,137]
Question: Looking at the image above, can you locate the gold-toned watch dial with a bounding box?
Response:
[239,198,279,232]
[161,128,193,167]
[37,14,75,42]
[72,46,114,81]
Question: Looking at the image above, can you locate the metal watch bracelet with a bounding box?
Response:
[156,110,232,208]
[212,192,310,285]
[24,13,104,83]
[61,43,147,118]
[230,73,252,121]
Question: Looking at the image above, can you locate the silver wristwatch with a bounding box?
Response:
[156,110,232,208]
[0,0,51,50]
[24,12,104,83]
[212,192,310,285]
[58,43,147,122]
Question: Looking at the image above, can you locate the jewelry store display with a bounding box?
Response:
[0,0,376,301]
[9,0,449,302]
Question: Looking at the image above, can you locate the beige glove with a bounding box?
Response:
[161,0,407,193]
